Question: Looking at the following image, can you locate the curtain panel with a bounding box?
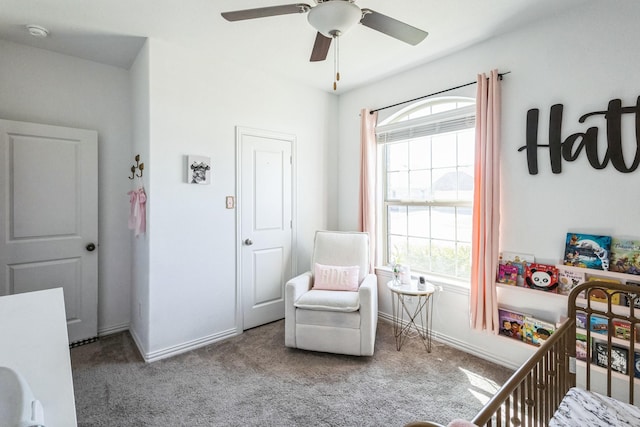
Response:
[470,69,501,332]
[359,109,378,272]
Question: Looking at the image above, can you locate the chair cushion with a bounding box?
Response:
[296,309,361,329]
[313,263,360,291]
[312,231,369,283]
[294,289,360,312]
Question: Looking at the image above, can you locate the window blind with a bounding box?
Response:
[376,105,475,144]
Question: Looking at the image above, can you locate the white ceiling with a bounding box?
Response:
[0,0,590,93]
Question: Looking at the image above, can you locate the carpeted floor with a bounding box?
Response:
[70,320,512,427]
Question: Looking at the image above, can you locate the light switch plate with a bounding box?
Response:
[225,196,235,209]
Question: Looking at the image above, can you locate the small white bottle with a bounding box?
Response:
[400,265,411,284]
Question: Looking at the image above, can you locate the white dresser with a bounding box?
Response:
[0,288,77,426]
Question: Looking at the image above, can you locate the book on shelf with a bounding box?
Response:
[613,320,632,341]
[523,316,555,346]
[584,277,621,304]
[563,232,611,271]
[499,252,534,286]
[589,315,609,335]
[575,312,587,329]
[576,332,589,361]
[623,281,640,309]
[524,263,559,293]
[498,308,526,341]
[497,263,518,285]
[557,267,586,296]
[593,341,628,375]
[609,238,640,275]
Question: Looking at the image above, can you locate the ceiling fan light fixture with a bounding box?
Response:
[25,24,49,38]
[307,1,362,38]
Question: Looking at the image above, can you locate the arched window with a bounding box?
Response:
[376,96,475,280]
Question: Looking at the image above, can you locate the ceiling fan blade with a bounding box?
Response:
[360,9,428,46]
[222,4,310,22]
[310,32,332,62]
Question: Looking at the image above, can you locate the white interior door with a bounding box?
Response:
[238,127,294,330]
[0,119,98,344]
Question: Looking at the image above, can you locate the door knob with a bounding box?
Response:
[86,243,96,252]
[244,239,253,246]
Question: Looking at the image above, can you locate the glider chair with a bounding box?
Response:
[285,230,378,356]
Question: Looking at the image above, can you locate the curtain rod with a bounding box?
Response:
[369,71,511,115]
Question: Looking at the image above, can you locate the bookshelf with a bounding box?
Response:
[576,328,632,348]
[496,264,640,311]
[557,264,640,285]
[576,360,640,385]
[496,264,640,351]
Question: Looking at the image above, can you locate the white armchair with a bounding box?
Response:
[285,230,378,356]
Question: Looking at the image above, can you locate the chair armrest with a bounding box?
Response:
[358,273,377,303]
[285,271,313,348]
[286,271,313,299]
[357,273,378,355]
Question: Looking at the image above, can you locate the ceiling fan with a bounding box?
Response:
[221,0,428,90]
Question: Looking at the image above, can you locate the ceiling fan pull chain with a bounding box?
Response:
[333,34,340,91]
[336,35,340,82]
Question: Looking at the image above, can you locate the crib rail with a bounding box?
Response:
[407,281,640,427]
[568,280,639,405]
[471,317,574,427]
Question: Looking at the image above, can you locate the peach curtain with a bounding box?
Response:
[359,108,378,272]
[470,70,501,332]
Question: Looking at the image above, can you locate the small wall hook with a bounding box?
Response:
[129,154,144,179]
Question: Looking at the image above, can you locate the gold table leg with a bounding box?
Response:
[391,292,432,352]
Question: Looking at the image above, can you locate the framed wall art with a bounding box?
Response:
[187,155,211,184]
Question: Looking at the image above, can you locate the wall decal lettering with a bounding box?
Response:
[518,97,640,174]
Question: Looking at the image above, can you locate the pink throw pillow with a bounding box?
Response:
[313,263,360,291]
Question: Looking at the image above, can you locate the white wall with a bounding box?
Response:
[129,40,152,352]
[0,40,133,336]
[0,36,337,359]
[338,2,640,368]
[136,39,337,357]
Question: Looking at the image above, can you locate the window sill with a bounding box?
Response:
[375,266,470,296]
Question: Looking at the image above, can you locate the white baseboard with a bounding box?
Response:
[98,322,129,337]
[378,311,520,370]
[431,330,520,370]
[122,311,519,369]
[138,328,240,363]
[128,327,147,359]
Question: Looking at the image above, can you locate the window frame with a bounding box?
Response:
[377,96,476,282]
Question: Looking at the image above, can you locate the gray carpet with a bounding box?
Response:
[70,320,512,427]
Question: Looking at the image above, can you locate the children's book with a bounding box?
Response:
[563,233,611,270]
[613,320,631,340]
[585,278,621,305]
[557,267,586,296]
[593,342,628,374]
[609,238,640,275]
[523,316,555,346]
[499,252,534,286]
[589,315,609,335]
[524,263,559,292]
[498,308,526,341]
[576,333,588,361]
[575,312,587,330]
[623,281,640,309]
[497,263,518,285]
